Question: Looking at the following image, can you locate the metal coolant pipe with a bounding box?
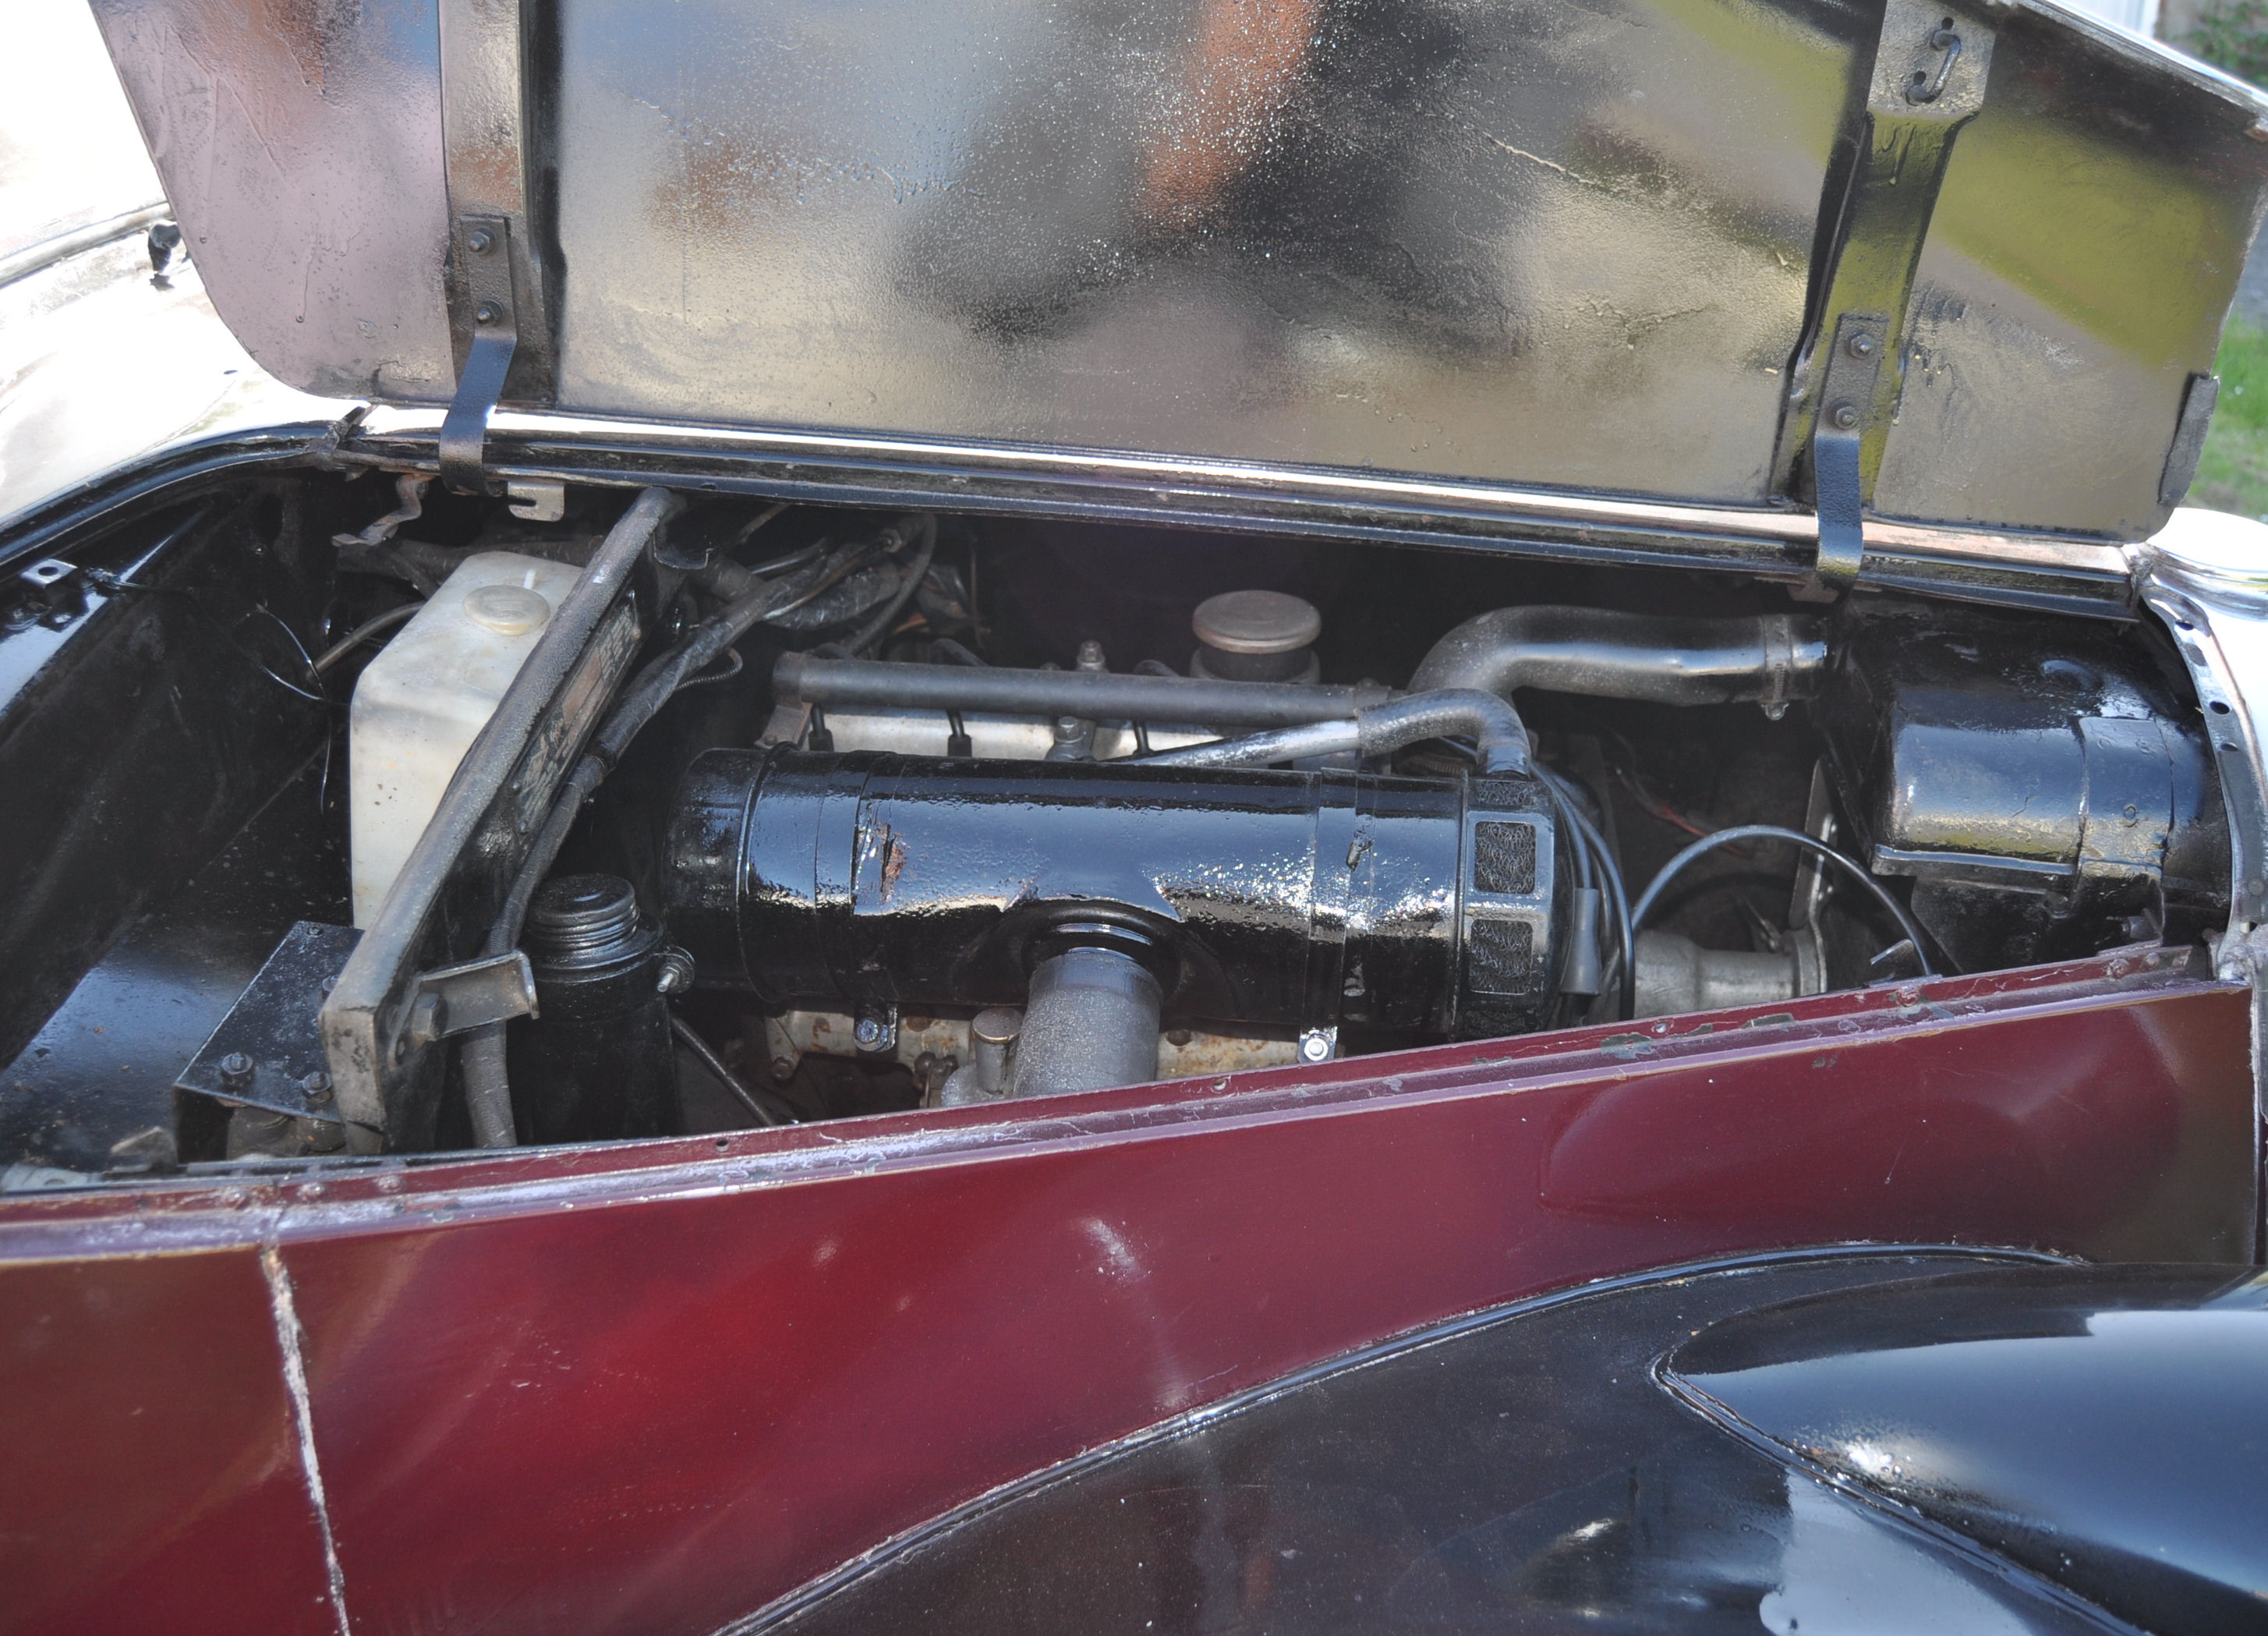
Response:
[1410,607,1827,710]
[1010,946,1162,1097]
[774,653,1389,728]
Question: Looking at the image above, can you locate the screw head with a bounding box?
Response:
[1298,1031,1332,1064]
[474,301,502,326]
[466,227,495,254]
[1828,402,1859,430]
[854,1016,884,1047]
[1847,331,1876,359]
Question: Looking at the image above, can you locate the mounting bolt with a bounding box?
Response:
[218,1051,255,1089]
[854,1015,885,1049]
[1846,331,1876,359]
[1074,639,1107,672]
[1828,402,1859,430]
[655,947,698,995]
[300,1071,334,1105]
[1297,1030,1334,1064]
[466,227,496,254]
[474,302,502,326]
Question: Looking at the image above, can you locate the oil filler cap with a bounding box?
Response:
[1191,590,1322,683]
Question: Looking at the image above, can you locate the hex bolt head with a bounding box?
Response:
[300,1071,334,1104]
[466,227,495,254]
[1847,331,1876,359]
[218,1051,255,1088]
[474,301,502,327]
[1828,402,1860,430]
[853,1015,884,1048]
[1074,639,1106,672]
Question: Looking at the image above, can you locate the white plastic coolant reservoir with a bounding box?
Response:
[349,551,582,927]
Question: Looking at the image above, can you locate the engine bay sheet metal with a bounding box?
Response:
[0,950,2248,1636]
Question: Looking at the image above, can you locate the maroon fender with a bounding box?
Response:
[0,951,2252,1636]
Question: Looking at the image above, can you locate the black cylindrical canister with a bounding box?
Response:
[666,749,1564,1039]
[510,873,681,1142]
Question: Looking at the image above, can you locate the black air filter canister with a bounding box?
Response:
[665,749,1565,1040]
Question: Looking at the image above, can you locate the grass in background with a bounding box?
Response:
[2190,316,2268,517]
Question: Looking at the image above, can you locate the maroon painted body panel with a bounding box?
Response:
[0,952,2252,1636]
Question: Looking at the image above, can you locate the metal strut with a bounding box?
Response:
[436,0,554,492]
[1774,0,1994,595]
[440,215,520,494]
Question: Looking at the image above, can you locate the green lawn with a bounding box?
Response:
[2190,316,2268,517]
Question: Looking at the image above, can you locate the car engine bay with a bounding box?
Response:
[0,473,2232,1174]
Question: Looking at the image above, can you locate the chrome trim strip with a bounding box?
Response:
[0,202,167,292]
[353,406,2135,564]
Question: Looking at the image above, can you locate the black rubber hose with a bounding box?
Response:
[1630,825,1935,977]
[840,515,936,657]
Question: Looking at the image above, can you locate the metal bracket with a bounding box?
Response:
[5,558,87,631]
[507,478,568,522]
[1807,313,1888,593]
[1774,0,1994,580]
[177,922,366,1128]
[441,214,520,495]
[400,950,538,1050]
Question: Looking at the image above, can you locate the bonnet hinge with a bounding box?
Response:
[437,0,554,493]
[1775,0,1995,596]
[440,215,521,494]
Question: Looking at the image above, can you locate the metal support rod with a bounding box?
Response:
[774,654,1391,729]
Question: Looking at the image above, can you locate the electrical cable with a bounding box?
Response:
[1537,766,1635,1020]
[313,602,421,672]
[1630,824,1935,976]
